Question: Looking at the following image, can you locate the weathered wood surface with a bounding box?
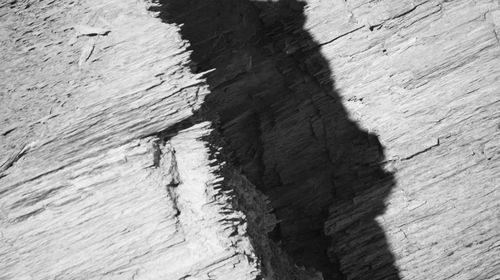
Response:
[0,0,499,279]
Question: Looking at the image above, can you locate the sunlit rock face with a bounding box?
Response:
[1,0,499,280]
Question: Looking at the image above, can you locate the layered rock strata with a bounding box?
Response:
[0,0,499,279]
[0,0,291,279]
[153,0,500,279]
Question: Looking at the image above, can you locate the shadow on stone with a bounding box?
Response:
[150,0,401,279]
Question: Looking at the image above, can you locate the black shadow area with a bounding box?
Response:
[151,1,400,279]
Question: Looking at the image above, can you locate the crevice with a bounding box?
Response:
[0,142,33,176]
[400,139,440,161]
[383,138,441,164]
[149,1,401,279]
[389,2,424,21]
[162,143,181,218]
[315,26,364,48]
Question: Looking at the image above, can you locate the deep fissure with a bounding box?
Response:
[151,0,400,279]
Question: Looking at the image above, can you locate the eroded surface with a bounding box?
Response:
[1,0,499,280]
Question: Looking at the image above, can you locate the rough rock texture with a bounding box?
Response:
[1,0,499,280]
[0,1,286,279]
[154,0,500,279]
[313,1,500,279]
